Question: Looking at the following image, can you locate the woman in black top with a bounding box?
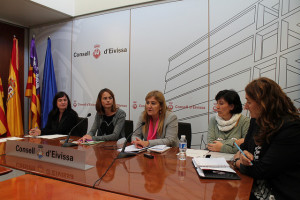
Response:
[233,77,300,200]
[29,91,79,136]
[78,88,126,143]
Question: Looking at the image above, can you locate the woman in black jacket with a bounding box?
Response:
[233,77,300,200]
[29,91,79,136]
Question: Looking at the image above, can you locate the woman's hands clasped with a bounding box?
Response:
[29,128,41,136]
[132,138,149,149]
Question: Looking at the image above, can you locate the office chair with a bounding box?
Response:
[124,120,133,142]
[73,117,88,137]
[178,122,192,148]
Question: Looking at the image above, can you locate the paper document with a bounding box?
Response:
[25,134,67,139]
[186,149,234,161]
[73,140,104,145]
[148,145,171,153]
[0,137,24,143]
[118,144,147,153]
[193,157,235,173]
[209,151,234,161]
[192,157,240,180]
[186,149,209,157]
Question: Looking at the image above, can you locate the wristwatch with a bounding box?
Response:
[233,158,240,168]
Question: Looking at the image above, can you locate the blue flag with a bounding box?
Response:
[41,37,57,128]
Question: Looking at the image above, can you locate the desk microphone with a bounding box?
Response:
[117,122,145,159]
[62,113,91,147]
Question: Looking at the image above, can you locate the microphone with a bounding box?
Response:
[62,113,91,147]
[117,122,145,159]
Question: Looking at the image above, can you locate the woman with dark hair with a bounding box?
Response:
[78,88,126,143]
[233,77,300,200]
[29,91,79,136]
[207,89,250,153]
[132,90,178,148]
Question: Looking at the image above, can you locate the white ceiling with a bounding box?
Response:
[0,0,72,27]
[0,0,164,28]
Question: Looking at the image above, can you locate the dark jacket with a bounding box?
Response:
[42,109,79,136]
[240,118,300,200]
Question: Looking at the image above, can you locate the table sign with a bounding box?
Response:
[6,140,93,170]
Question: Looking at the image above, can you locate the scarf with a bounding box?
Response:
[215,113,241,132]
[147,117,159,140]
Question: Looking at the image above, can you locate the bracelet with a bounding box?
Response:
[233,158,240,168]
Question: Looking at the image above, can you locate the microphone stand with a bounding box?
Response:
[62,113,91,147]
[117,122,145,159]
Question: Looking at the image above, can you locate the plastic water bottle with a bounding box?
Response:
[179,135,187,160]
[178,159,186,181]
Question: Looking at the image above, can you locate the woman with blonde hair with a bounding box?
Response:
[233,77,300,200]
[132,90,179,148]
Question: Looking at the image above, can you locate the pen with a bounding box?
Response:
[234,142,253,166]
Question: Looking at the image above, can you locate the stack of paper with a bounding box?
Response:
[118,144,147,153]
[148,145,171,153]
[24,134,67,139]
[186,149,234,161]
[193,157,235,173]
[118,144,171,154]
[192,157,240,180]
[0,137,24,143]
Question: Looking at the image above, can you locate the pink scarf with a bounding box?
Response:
[147,118,159,140]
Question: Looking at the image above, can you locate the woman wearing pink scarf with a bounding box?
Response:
[132,90,179,148]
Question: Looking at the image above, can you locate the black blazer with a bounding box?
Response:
[41,109,79,136]
[240,118,300,200]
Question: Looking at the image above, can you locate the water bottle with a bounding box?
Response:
[178,159,186,181]
[179,135,187,160]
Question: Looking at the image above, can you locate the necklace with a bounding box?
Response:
[102,120,113,127]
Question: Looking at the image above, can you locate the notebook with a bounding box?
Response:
[118,144,171,154]
[148,145,171,153]
[192,157,240,180]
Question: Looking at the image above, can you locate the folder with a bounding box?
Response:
[192,157,240,180]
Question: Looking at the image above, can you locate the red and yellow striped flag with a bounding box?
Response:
[25,38,40,129]
[0,77,10,136]
[7,37,24,137]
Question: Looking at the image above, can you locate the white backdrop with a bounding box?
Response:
[71,10,130,119]
[30,0,300,149]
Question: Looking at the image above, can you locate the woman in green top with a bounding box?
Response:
[207,90,250,153]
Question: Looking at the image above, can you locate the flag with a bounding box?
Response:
[0,76,10,136]
[41,37,57,128]
[25,37,41,129]
[6,37,24,137]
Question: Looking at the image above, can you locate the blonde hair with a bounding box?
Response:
[142,90,169,137]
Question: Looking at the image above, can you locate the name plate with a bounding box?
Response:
[6,140,93,170]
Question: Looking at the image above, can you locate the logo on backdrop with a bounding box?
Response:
[73,101,78,108]
[73,100,127,108]
[167,102,174,110]
[73,43,127,59]
[213,103,217,111]
[131,101,206,111]
[132,101,137,109]
[93,44,101,59]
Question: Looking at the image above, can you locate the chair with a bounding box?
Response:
[178,122,192,148]
[124,120,133,142]
[73,117,88,137]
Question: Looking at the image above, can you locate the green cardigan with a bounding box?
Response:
[208,114,250,153]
